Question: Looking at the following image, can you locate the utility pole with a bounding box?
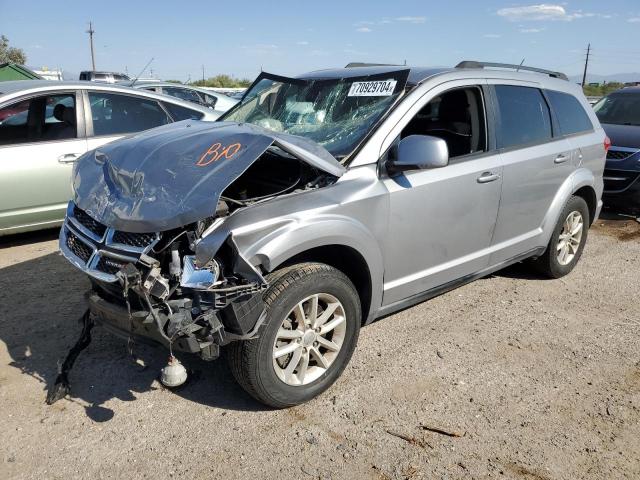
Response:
[581,43,591,87]
[87,21,96,71]
[202,64,205,82]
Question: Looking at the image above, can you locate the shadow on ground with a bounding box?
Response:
[0,250,266,423]
[0,228,60,248]
[2,214,634,422]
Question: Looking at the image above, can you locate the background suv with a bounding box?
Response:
[593,87,640,213]
[79,71,130,83]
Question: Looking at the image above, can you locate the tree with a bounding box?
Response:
[0,35,27,65]
[191,74,252,88]
[582,82,624,97]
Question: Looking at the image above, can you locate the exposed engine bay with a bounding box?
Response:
[61,143,338,363]
[51,135,341,403]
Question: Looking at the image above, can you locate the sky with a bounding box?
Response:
[1,1,639,82]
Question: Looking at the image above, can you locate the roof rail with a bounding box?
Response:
[455,60,568,81]
[345,62,401,68]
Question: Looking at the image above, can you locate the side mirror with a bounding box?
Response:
[388,135,449,174]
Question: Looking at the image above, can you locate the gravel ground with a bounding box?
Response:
[0,215,639,480]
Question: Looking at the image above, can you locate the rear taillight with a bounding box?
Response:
[604,135,612,153]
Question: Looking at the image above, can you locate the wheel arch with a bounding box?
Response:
[572,185,597,226]
[274,244,373,326]
[541,169,599,246]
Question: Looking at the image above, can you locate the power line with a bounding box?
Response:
[581,43,590,86]
[86,21,96,71]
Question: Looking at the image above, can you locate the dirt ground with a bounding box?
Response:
[0,215,639,480]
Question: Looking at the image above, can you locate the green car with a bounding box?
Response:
[0,80,218,236]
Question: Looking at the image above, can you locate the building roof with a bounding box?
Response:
[0,63,42,81]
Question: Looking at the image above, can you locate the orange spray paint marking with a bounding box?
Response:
[196,142,242,166]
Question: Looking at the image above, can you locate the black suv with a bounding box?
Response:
[594,87,640,213]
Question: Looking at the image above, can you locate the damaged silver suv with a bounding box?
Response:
[55,61,607,407]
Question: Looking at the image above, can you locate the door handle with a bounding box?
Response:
[477,172,500,184]
[58,153,81,164]
[554,154,570,164]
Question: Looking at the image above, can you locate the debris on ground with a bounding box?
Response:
[419,424,465,438]
[385,429,433,449]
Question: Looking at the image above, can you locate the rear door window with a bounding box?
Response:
[494,85,552,149]
[546,90,593,135]
[202,92,218,108]
[0,93,77,146]
[88,92,171,136]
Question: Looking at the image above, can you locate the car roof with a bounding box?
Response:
[609,87,640,94]
[122,81,235,98]
[297,65,452,87]
[80,70,127,75]
[122,80,178,87]
[297,63,573,89]
[0,80,216,116]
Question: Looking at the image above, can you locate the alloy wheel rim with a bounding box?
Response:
[272,293,346,386]
[556,210,583,266]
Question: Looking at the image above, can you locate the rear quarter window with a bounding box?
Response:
[163,102,205,121]
[494,85,552,149]
[546,90,593,135]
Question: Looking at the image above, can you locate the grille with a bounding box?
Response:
[603,170,640,192]
[112,230,156,248]
[607,150,637,161]
[66,231,93,263]
[73,206,107,238]
[96,256,126,275]
[63,202,160,281]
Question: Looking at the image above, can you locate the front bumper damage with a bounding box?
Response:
[59,200,268,351]
[50,202,268,403]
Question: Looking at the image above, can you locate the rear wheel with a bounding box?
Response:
[228,262,361,408]
[532,195,590,278]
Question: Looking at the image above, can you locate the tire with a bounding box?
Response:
[532,195,590,278]
[228,262,361,408]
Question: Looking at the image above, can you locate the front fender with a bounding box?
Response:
[246,215,382,272]
[196,208,385,324]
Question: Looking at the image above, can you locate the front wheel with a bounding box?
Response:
[228,262,361,408]
[532,195,590,278]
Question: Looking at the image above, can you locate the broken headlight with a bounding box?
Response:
[180,256,221,290]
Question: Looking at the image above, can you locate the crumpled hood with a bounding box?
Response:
[72,121,345,233]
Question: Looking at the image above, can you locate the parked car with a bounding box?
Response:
[593,87,640,213]
[57,62,606,408]
[127,81,238,114]
[79,71,130,83]
[0,80,219,236]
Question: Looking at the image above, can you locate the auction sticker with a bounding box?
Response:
[348,80,397,97]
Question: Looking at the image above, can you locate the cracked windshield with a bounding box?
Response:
[222,73,406,158]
